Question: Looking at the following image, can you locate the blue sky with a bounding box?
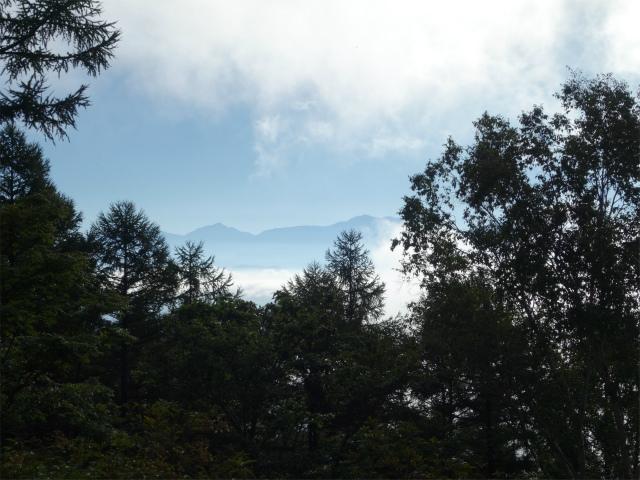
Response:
[37,0,639,237]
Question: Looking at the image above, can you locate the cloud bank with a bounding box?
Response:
[228,217,419,316]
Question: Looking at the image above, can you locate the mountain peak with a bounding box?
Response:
[162,215,401,269]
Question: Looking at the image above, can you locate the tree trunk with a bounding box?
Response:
[120,343,128,404]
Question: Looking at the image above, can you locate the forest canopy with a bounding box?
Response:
[0,4,638,475]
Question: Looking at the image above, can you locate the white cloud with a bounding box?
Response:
[231,268,295,305]
[303,120,334,143]
[105,0,639,175]
[227,218,419,316]
[252,145,283,179]
[367,218,421,317]
[366,132,427,158]
[255,115,282,143]
[602,1,640,75]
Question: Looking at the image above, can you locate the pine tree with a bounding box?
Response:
[88,201,177,403]
[326,229,385,326]
[0,0,120,139]
[174,240,238,305]
[1,126,123,443]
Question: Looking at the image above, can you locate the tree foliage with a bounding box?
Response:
[393,71,639,479]
[0,0,120,139]
[0,123,53,201]
[174,239,239,306]
[0,125,124,446]
[88,200,177,403]
[3,71,638,479]
[326,229,385,326]
[269,258,414,477]
[88,201,177,324]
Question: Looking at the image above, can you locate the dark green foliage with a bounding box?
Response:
[276,262,349,463]
[0,124,52,202]
[174,239,239,305]
[89,201,176,308]
[264,261,415,478]
[88,200,177,403]
[394,71,639,479]
[4,64,636,478]
[134,256,414,478]
[1,402,253,479]
[139,298,280,435]
[0,126,124,447]
[137,297,280,477]
[342,421,476,478]
[0,0,121,140]
[407,278,537,478]
[326,229,385,325]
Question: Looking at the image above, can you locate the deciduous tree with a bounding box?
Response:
[393,71,639,478]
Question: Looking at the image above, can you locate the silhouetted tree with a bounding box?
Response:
[1,128,123,444]
[393,71,639,479]
[326,229,385,326]
[88,201,177,403]
[174,239,238,305]
[0,124,53,202]
[0,0,120,139]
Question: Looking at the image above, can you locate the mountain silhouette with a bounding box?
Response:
[162,215,401,270]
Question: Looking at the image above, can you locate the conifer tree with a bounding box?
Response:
[0,0,120,139]
[88,201,177,403]
[1,126,122,443]
[174,240,238,305]
[326,229,385,325]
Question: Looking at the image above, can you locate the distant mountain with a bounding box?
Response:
[162,215,402,270]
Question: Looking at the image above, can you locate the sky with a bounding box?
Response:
[24,0,640,312]
[37,0,640,235]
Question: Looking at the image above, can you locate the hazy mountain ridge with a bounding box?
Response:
[162,215,402,270]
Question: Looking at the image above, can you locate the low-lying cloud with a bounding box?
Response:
[230,268,295,305]
[228,217,419,316]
